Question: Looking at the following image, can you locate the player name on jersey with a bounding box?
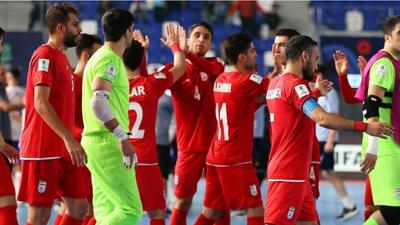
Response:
[130,85,145,97]
[213,82,232,93]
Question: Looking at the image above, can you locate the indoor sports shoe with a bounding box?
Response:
[336,206,359,222]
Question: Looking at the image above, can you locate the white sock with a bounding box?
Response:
[341,196,355,209]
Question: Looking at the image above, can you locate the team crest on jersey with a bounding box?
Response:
[294,84,309,98]
[200,72,208,81]
[249,184,258,196]
[38,59,50,72]
[154,72,166,79]
[287,207,295,220]
[250,74,262,84]
[376,64,388,76]
[105,64,117,78]
[38,180,47,193]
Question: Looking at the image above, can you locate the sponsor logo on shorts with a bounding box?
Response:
[38,180,47,193]
[395,188,400,200]
[287,206,295,220]
[174,175,179,185]
[249,184,258,196]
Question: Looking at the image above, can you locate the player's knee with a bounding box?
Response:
[202,207,222,221]
[148,209,165,219]
[175,197,192,210]
[365,205,378,212]
[380,206,400,225]
[320,170,331,180]
[247,206,264,217]
[65,198,88,219]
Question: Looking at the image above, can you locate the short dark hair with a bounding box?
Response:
[8,67,21,80]
[286,35,318,62]
[0,27,4,38]
[102,8,134,42]
[223,32,252,65]
[75,33,102,57]
[381,16,400,35]
[188,21,213,40]
[45,3,79,34]
[123,40,144,71]
[275,28,300,40]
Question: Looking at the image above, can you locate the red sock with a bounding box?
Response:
[87,216,96,225]
[0,205,18,225]
[214,210,230,225]
[364,209,373,221]
[54,214,64,225]
[170,208,188,225]
[150,218,165,225]
[194,214,215,225]
[247,216,264,225]
[60,214,83,225]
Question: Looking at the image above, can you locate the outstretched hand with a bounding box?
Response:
[133,29,150,49]
[333,50,349,76]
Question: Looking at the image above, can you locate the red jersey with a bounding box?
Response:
[170,56,224,153]
[128,69,173,164]
[20,45,75,159]
[207,72,269,166]
[266,73,315,181]
[73,74,83,141]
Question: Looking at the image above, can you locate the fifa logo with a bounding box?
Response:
[37,180,47,193]
[287,207,295,220]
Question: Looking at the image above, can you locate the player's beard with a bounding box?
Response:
[63,32,77,48]
[302,61,315,81]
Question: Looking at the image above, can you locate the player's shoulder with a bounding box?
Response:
[371,57,394,76]
[33,45,56,59]
[206,56,225,65]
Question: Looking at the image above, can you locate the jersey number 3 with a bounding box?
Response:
[216,103,229,141]
[129,102,145,139]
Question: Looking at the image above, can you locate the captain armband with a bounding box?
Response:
[302,97,319,117]
[362,95,382,119]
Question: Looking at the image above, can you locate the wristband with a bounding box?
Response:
[170,43,181,53]
[366,135,378,155]
[113,125,128,141]
[354,121,368,132]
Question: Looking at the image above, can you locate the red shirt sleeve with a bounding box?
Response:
[227,1,240,15]
[338,75,361,104]
[288,80,314,111]
[244,74,269,97]
[149,66,174,97]
[139,52,149,77]
[186,52,224,77]
[32,49,55,87]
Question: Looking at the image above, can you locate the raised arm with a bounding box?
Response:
[160,23,187,83]
[133,29,150,77]
[333,50,362,104]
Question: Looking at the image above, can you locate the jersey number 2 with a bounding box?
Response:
[216,103,229,141]
[129,102,145,139]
